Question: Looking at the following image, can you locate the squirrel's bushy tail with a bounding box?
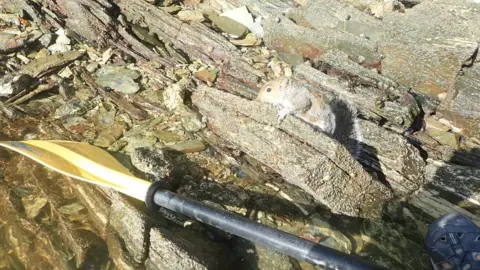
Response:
[329,98,363,159]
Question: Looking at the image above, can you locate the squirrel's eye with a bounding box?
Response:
[266,88,272,92]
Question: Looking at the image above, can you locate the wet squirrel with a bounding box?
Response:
[257,76,363,159]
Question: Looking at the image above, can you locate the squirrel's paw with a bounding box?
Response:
[276,108,290,123]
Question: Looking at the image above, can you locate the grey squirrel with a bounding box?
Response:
[256,76,363,159]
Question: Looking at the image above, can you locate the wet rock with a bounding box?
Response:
[62,117,93,134]
[58,203,88,221]
[0,186,72,269]
[123,135,158,153]
[123,117,164,138]
[58,202,86,215]
[0,33,25,53]
[301,214,352,254]
[380,0,480,99]
[94,121,127,148]
[146,227,226,270]
[130,147,173,180]
[178,10,205,21]
[230,238,295,270]
[54,98,90,119]
[95,65,141,94]
[21,194,48,219]
[21,50,85,77]
[166,140,206,153]
[0,74,35,97]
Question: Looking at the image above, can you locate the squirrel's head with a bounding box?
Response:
[256,76,289,104]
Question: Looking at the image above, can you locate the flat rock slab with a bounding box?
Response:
[203,0,295,18]
[21,50,85,77]
[192,85,393,218]
[410,158,480,226]
[424,159,480,207]
[357,119,426,194]
[263,15,379,69]
[449,63,480,120]
[287,0,383,42]
[380,0,480,99]
[379,39,478,99]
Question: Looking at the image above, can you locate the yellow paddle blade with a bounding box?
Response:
[0,140,151,201]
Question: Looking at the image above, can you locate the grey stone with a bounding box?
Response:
[166,140,206,153]
[86,62,99,73]
[130,147,173,180]
[95,74,140,94]
[181,114,206,132]
[38,33,54,47]
[177,10,205,21]
[54,98,91,119]
[0,33,25,53]
[0,74,35,97]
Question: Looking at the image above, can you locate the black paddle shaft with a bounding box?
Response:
[152,189,386,270]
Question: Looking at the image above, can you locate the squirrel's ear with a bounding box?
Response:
[278,76,289,88]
